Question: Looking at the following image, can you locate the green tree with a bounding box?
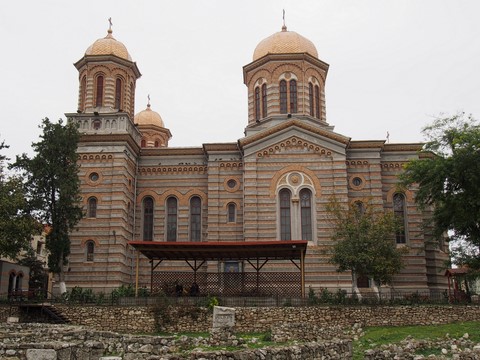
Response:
[18,252,48,293]
[400,113,480,270]
[327,199,407,299]
[12,119,83,293]
[0,141,40,259]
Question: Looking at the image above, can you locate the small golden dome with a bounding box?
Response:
[253,26,318,61]
[134,104,165,128]
[85,29,132,61]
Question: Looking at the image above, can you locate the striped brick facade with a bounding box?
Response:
[63,27,448,295]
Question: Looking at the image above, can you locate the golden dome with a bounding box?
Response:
[252,26,318,61]
[134,104,165,128]
[85,29,132,61]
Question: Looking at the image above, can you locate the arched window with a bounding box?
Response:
[314,85,320,119]
[300,188,312,240]
[86,241,95,261]
[115,78,122,110]
[15,273,23,291]
[80,76,87,111]
[309,83,314,116]
[393,193,407,244]
[143,197,154,241]
[279,189,292,240]
[254,87,260,121]
[354,201,365,217]
[141,139,146,147]
[227,203,236,223]
[261,83,267,118]
[289,79,297,113]
[154,140,159,147]
[190,196,201,241]
[87,197,97,218]
[166,197,177,242]
[95,75,104,107]
[279,80,288,114]
[8,272,15,295]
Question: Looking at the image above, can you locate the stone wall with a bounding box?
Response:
[0,323,352,360]
[48,304,480,333]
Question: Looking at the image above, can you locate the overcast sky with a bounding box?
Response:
[1,0,479,161]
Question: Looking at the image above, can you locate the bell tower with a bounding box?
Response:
[65,21,142,292]
[243,24,330,134]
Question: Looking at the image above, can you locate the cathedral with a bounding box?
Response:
[64,22,449,297]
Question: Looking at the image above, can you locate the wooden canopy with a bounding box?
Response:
[128,240,308,296]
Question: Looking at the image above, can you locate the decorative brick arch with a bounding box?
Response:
[159,190,183,205]
[386,187,414,203]
[136,190,159,205]
[269,165,321,198]
[182,190,207,207]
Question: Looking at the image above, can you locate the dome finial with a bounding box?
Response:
[108,17,113,34]
[147,94,151,108]
[282,9,287,31]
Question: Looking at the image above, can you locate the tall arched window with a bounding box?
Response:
[190,196,201,241]
[261,83,267,118]
[279,189,292,240]
[8,272,15,295]
[254,87,260,121]
[15,273,23,291]
[95,75,104,107]
[143,197,154,241]
[115,78,122,110]
[227,203,236,223]
[141,139,146,147]
[80,76,87,111]
[309,83,314,116]
[314,85,320,119]
[87,197,97,218]
[166,197,178,242]
[393,193,407,244]
[300,188,312,240]
[279,80,288,114]
[289,79,297,113]
[86,240,95,261]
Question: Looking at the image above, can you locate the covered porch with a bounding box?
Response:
[128,240,308,298]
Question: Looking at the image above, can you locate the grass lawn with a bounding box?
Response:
[353,321,480,359]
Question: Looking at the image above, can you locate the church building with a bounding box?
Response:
[65,22,448,297]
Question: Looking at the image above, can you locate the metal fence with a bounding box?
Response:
[3,287,478,307]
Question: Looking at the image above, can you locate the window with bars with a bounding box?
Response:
[87,197,97,218]
[309,83,314,116]
[190,196,201,241]
[95,75,104,107]
[315,85,320,119]
[115,78,122,110]
[143,197,154,241]
[255,87,260,121]
[166,197,177,242]
[261,83,267,118]
[393,193,407,244]
[227,203,236,223]
[280,80,288,114]
[289,79,297,113]
[280,189,292,240]
[300,189,312,241]
[86,241,95,262]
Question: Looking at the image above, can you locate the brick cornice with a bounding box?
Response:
[239,119,350,149]
[383,143,424,152]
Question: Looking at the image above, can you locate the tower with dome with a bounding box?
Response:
[65,22,448,298]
